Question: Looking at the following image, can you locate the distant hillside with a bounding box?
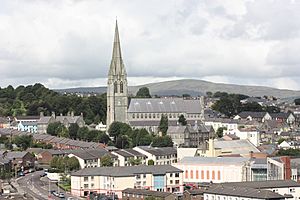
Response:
[55,79,300,98]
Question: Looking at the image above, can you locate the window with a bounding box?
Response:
[91,176,94,181]
[170,180,173,184]
[132,114,135,119]
[84,177,88,182]
[143,174,146,178]
[201,170,204,179]
[114,82,118,93]
[175,180,179,184]
[196,170,199,179]
[91,183,94,188]
[84,184,88,189]
[218,171,221,180]
[207,170,210,179]
[120,81,124,93]
[137,113,139,119]
[190,170,194,179]
[290,188,295,193]
[185,170,188,179]
[212,171,215,180]
[175,173,179,177]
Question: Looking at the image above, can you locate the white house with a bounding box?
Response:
[133,146,177,165]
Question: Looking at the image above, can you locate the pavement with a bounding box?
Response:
[14,170,78,200]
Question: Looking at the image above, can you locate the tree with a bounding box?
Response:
[206,91,213,97]
[12,135,33,150]
[152,136,173,147]
[47,122,63,136]
[178,114,187,126]
[295,98,300,105]
[77,127,89,140]
[128,158,142,166]
[108,121,132,141]
[50,156,59,169]
[277,138,285,145]
[130,129,152,147]
[68,157,80,171]
[115,134,132,149]
[97,132,110,144]
[136,87,151,98]
[100,155,114,167]
[147,159,154,165]
[216,127,226,138]
[58,126,70,138]
[158,114,168,135]
[69,123,79,139]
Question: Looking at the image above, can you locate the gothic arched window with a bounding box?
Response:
[120,81,124,93]
[114,82,118,93]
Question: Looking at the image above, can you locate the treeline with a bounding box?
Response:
[211,92,280,117]
[0,83,106,124]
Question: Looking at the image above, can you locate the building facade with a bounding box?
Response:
[71,165,183,198]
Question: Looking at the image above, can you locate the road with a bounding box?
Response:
[16,170,76,200]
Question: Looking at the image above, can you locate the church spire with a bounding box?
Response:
[108,20,126,77]
[112,20,122,59]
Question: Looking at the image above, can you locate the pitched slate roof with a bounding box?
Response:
[72,165,182,177]
[113,149,146,158]
[122,188,174,198]
[6,151,29,159]
[205,185,284,199]
[270,112,293,119]
[37,116,53,124]
[70,149,115,160]
[137,146,177,156]
[237,111,268,118]
[128,98,202,114]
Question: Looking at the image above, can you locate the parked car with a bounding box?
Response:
[40,173,47,177]
[59,193,65,198]
[52,191,59,197]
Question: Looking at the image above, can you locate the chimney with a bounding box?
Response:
[80,113,83,117]
[40,112,44,117]
[60,113,63,116]
[67,111,71,116]
[71,111,74,117]
[51,111,55,118]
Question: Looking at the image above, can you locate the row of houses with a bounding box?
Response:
[32,134,106,150]
[0,112,85,134]
[35,146,177,169]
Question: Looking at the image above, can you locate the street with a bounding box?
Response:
[16,170,77,200]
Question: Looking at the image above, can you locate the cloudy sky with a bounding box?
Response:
[1,0,300,90]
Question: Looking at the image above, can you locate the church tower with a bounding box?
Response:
[106,21,128,128]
